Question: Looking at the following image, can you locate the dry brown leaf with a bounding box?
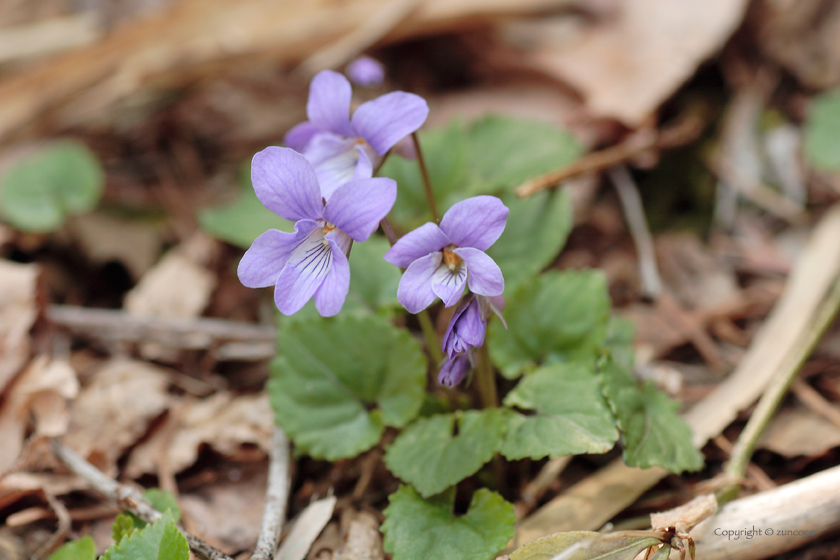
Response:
[521,0,749,125]
[0,357,78,473]
[0,260,39,392]
[758,406,840,457]
[125,392,273,477]
[650,494,717,534]
[64,212,164,280]
[334,511,384,560]
[124,233,215,319]
[656,233,739,310]
[64,359,169,475]
[179,464,268,554]
[277,497,338,560]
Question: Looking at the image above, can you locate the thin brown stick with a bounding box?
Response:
[249,429,292,560]
[515,105,707,198]
[379,217,398,246]
[50,439,235,560]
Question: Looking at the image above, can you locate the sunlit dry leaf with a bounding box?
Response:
[334,511,384,560]
[759,406,840,458]
[126,392,272,477]
[64,359,169,474]
[276,497,337,560]
[521,0,749,125]
[0,357,78,472]
[650,494,717,534]
[0,260,38,392]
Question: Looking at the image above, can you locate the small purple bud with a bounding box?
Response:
[442,296,486,358]
[438,354,471,387]
[346,56,386,87]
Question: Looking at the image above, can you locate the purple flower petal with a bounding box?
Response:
[303,134,359,201]
[313,233,351,316]
[307,70,355,137]
[442,296,486,357]
[273,228,333,315]
[353,145,374,180]
[252,147,323,222]
[397,252,441,313]
[431,263,467,308]
[439,196,509,251]
[237,221,318,288]
[383,222,450,268]
[284,122,321,151]
[438,354,471,387]
[346,56,385,87]
[454,247,504,296]
[323,177,396,242]
[351,91,429,155]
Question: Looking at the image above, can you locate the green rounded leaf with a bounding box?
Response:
[501,362,618,460]
[0,140,104,232]
[382,485,515,560]
[486,189,573,291]
[467,115,582,192]
[198,186,294,249]
[600,358,703,473]
[103,511,187,560]
[384,409,507,497]
[489,270,611,378]
[47,536,96,560]
[269,315,426,460]
[804,87,840,171]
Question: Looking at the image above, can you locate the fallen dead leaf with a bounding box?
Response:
[334,511,384,560]
[64,212,164,280]
[64,359,169,475]
[126,392,273,477]
[758,405,840,457]
[277,496,338,560]
[0,472,87,512]
[520,0,749,125]
[656,233,739,310]
[179,463,267,554]
[0,260,39,393]
[651,494,717,535]
[0,357,78,473]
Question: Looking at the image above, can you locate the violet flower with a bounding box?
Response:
[384,196,509,313]
[442,294,506,358]
[438,353,472,388]
[284,70,428,201]
[346,56,385,87]
[237,147,396,317]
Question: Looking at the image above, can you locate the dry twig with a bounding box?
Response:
[250,429,292,560]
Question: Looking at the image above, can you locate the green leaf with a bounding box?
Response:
[144,489,181,523]
[103,511,188,560]
[157,520,190,560]
[112,513,138,545]
[467,115,582,192]
[604,316,637,371]
[47,536,96,560]
[198,182,294,249]
[488,270,611,378]
[269,315,426,460]
[804,87,840,171]
[346,235,403,312]
[381,122,475,229]
[486,189,573,291]
[0,140,104,232]
[384,409,508,497]
[501,362,618,460]
[509,531,661,560]
[600,358,703,473]
[382,485,515,560]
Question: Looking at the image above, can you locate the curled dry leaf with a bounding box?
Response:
[758,406,840,458]
[0,260,38,392]
[650,494,717,535]
[125,392,273,477]
[0,357,78,473]
[520,0,749,125]
[64,359,169,475]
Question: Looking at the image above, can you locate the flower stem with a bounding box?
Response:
[724,278,840,487]
[417,309,444,366]
[412,131,439,222]
[379,217,398,246]
[475,344,498,408]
